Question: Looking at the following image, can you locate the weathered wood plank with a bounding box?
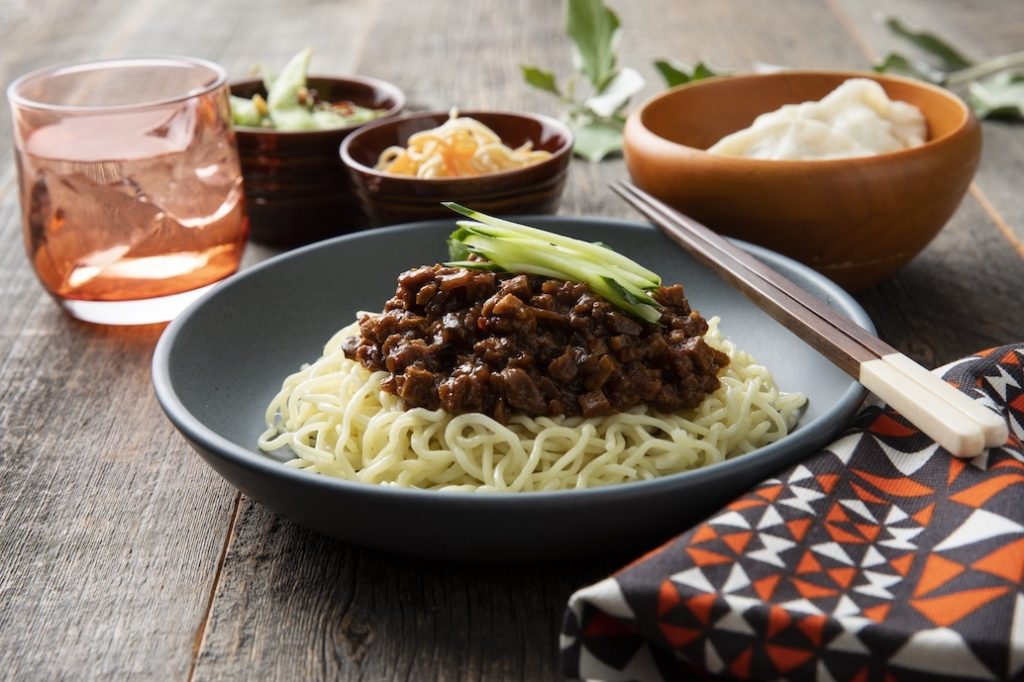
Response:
[0,0,375,679]
[193,499,619,681]
[0,197,239,680]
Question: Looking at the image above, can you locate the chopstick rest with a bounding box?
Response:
[612,180,1007,458]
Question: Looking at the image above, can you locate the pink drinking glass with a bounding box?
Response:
[8,57,249,325]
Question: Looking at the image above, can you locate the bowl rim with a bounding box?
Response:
[229,73,406,135]
[628,69,977,167]
[339,108,574,183]
[151,215,873,508]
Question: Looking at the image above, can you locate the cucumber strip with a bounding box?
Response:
[444,260,504,272]
[453,220,657,293]
[460,232,620,287]
[463,222,661,289]
[443,204,666,323]
[444,203,661,285]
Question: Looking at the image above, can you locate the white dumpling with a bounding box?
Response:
[707,78,926,161]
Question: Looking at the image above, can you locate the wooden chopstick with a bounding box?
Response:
[612,180,1008,458]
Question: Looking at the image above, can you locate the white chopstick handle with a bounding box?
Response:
[881,353,1008,448]
[859,359,989,458]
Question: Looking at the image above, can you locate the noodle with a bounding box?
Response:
[258,318,807,492]
[374,109,552,178]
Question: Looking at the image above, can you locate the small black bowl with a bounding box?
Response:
[231,75,405,247]
[340,110,573,227]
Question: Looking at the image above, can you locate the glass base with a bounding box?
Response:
[56,282,219,325]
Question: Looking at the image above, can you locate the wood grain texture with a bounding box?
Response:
[0,234,239,680]
[0,0,375,679]
[192,499,619,681]
[0,0,1021,680]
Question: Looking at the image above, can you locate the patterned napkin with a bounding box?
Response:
[561,345,1024,681]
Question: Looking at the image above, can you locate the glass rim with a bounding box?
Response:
[6,56,227,113]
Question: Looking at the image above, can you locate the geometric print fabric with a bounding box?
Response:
[562,345,1024,681]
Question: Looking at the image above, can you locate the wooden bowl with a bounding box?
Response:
[623,71,981,290]
[340,110,573,226]
[231,75,405,247]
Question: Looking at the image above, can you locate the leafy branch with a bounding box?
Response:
[520,0,644,162]
[530,7,1024,165]
[871,16,1024,120]
[653,17,1024,122]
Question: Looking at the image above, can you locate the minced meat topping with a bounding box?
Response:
[342,265,729,422]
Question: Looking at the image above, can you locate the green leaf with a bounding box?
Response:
[882,16,973,70]
[565,0,621,92]
[520,65,561,96]
[584,67,644,117]
[873,52,946,83]
[968,71,1024,120]
[653,59,688,87]
[653,59,719,87]
[692,61,717,80]
[572,119,624,162]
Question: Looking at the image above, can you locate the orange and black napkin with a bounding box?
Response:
[562,345,1024,682]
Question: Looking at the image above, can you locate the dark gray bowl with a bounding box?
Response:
[152,216,872,562]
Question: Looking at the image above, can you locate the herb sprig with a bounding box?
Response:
[526,5,1023,164]
[520,0,644,162]
[873,16,1024,120]
[652,17,1024,122]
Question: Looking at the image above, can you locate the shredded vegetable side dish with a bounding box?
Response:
[375,110,552,178]
[231,48,387,131]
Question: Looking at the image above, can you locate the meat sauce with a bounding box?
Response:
[343,265,729,422]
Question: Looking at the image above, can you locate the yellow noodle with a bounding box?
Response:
[374,109,552,178]
[258,318,806,492]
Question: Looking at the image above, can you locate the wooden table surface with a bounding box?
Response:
[1,1,1022,679]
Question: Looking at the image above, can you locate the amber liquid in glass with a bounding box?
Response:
[18,93,247,306]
